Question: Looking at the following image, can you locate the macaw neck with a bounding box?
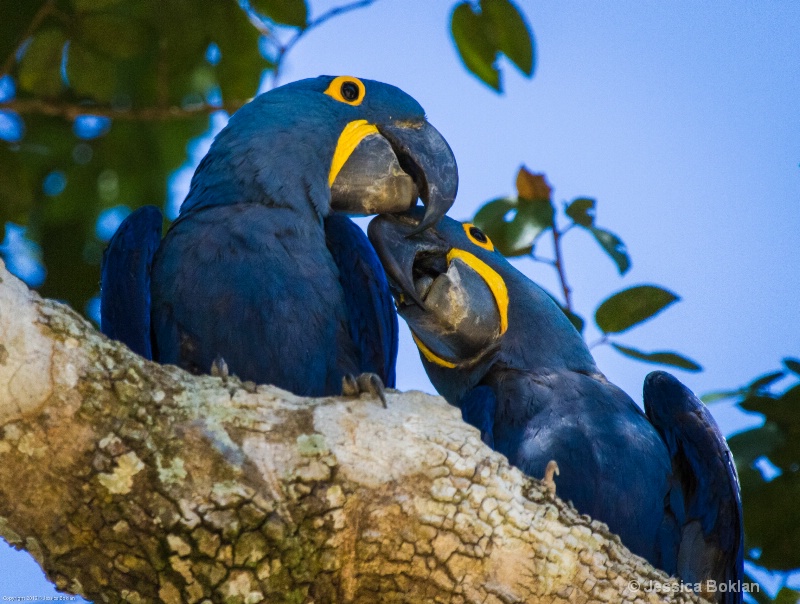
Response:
[498,271,600,376]
[179,90,340,220]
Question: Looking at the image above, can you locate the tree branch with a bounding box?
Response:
[0,97,246,121]
[0,260,704,603]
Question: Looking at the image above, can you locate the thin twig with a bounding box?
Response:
[588,335,609,350]
[551,222,573,312]
[1,0,57,76]
[0,98,246,121]
[272,0,377,87]
[529,252,556,266]
[561,223,576,236]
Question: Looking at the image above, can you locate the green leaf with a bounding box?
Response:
[783,357,800,376]
[0,0,47,62]
[701,388,747,404]
[595,285,679,334]
[747,370,786,393]
[738,467,800,569]
[611,344,702,372]
[473,196,552,257]
[565,197,595,227]
[482,0,534,76]
[728,421,784,470]
[742,385,800,431]
[68,42,118,102]
[251,0,308,28]
[589,225,630,274]
[774,588,800,604]
[451,2,499,90]
[17,28,66,97]
[77,13,149,59]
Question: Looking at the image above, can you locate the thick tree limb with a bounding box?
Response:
[0,260,703,603]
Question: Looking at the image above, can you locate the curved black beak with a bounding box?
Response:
[367,210,447,306]
[369,210,503,364]
[378,120,458,234]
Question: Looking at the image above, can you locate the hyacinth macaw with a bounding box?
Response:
[369,209,743,603]
[101,76,457,397]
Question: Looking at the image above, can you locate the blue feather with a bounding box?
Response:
[458,385,496,447]
[325,215,398,386]
[100,205,162,359]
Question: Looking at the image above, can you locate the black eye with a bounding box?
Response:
[469,226,487,243]
[340,81,359,102]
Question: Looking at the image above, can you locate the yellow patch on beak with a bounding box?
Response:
[329,119,380,187]
[412,332,457,369]
[446,249,509,335]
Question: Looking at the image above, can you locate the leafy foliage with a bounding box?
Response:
[565,197,630,274]
[450,0,535,91]
[723,368,800,570]
[473,167,698,371]
[0,0,283,313]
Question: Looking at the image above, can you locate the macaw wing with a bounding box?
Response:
[325,214,398,387]
[644,371,743,602]
[458,385,497,448]
[100,205,163,360]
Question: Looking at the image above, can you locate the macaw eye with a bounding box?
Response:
[463,223,495,251]
[341,81,359,101]
[469,227,487,243]
[324,76,366,106]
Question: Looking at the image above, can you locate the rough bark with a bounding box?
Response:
[0,260,704,604]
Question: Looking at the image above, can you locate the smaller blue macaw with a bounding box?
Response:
[369,209,743,603]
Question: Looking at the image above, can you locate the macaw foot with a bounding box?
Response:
[210,355,229,378]
[542,460,560,496]
[342,373,387,408]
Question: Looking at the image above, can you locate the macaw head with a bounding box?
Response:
[368,209,597,401]
[182,75,457,231]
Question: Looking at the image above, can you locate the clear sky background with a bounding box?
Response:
[2,0,799,599]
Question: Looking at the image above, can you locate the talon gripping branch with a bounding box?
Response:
[100,76,457,396]
[369,209,743,603]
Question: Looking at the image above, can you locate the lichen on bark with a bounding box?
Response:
[0,260,705,603]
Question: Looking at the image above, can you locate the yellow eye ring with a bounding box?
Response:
[463,223,494,251]
[324,76,366,106]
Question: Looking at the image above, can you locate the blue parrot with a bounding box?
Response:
[101,76,457,397]
[369,210,743,603]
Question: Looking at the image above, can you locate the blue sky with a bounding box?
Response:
[2,0,799,599]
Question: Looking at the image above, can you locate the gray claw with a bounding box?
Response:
[211,355,229,378]
[542,460,560,496]
[342,373,387,408]
[342,374,359,397]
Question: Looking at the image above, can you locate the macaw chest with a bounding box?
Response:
[150,205,358,395]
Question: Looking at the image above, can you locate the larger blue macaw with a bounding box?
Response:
[369,209,743,603]
[101,76,457,397]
